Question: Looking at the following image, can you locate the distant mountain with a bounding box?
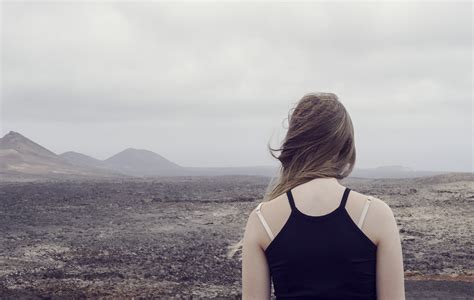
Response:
[350,165,446,179]
[0,131,124,180]
[0,131,57,160]
[0,130,458,181]
[183,165,279,177]
[104,148,184,176]
[60,151,109,169]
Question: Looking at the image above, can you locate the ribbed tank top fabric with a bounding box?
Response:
[264,187,377,299]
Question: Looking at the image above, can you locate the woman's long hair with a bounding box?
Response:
[226,92,356,259]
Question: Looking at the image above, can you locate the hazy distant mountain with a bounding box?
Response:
[183,165,279,177]
[0,131,123,179]
[350,165,447,179]
[0,131,57,160]
[0,131,457,181]
[60,151,109,169]
[103,148,184,176]
[0,131,73,175]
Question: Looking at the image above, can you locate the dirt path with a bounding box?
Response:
[406,279,473,299]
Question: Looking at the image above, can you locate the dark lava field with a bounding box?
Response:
[0,174,472,299]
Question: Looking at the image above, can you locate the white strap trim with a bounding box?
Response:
[357,197,372,229]
[256,202,274,240]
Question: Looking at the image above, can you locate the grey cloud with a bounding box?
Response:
[1,1,472,171]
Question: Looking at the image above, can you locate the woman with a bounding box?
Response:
[229,93,405,299]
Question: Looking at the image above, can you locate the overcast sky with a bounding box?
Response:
[1,1,472,172]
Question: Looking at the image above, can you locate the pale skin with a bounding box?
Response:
[242,177,405,299]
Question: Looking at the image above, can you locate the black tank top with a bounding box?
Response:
[264,187,377,299]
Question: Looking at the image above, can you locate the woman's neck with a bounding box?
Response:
[298,177,343,193]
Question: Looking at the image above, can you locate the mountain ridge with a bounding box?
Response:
[103,148,182,176]
[0,131,124,179]
[0,131,58,159]
[0,131,457,180]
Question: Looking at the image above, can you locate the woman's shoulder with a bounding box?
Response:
[254,189,395,219]
[349,190,399,244]
[249,192,288,218]
[246,193,291,249]
[349,189,394,216]
[369,195,396,225]
[247,188,399,248]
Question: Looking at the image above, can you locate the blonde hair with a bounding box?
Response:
[226,92,356,259]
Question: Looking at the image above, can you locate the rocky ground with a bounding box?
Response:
[0,173,472,299]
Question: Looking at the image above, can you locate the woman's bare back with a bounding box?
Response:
[256,184,383,252]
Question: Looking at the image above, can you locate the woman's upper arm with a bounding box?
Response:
[375,200,406,299]
[242,208,271,300]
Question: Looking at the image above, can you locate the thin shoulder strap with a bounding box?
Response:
[286,189,297,211]
[256,202,274,240]
[339,187,351,208]
[357,196,373,229]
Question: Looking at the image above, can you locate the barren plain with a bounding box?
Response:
[0,173,472,299]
